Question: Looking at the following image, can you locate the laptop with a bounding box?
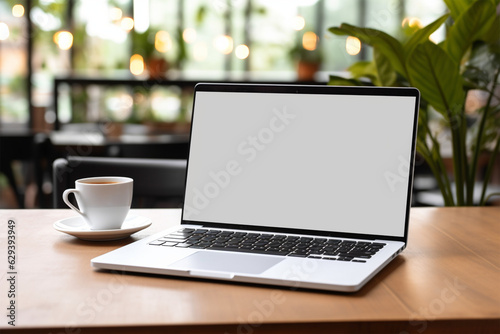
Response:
[92,83,420,292]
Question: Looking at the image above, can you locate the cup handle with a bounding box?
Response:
[62,189,83,215]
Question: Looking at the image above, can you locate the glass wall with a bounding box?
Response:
[0,1,28,124]
[0,0,447,127]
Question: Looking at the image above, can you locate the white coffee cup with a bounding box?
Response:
[63,176,133,230]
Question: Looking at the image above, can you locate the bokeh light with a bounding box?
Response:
[130,54,145,75]
[302,31,318,51]
[235,44,250,59]
[109,7,122,21]
[214,35,234,54]
[12,4,25,17]
[345,36,361,56]
[0,22,9,40]
[402,17,423,29]
[53,31,74,50]
[183,28,197,44]
[294,16,306,31]
[193,42,208,61]
[155,31,172,53]
[120,17,134,31]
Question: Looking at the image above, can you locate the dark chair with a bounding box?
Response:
[0,131,35,208]
[53,156,186,208]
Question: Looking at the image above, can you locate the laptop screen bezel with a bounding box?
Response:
[180,83,420,243]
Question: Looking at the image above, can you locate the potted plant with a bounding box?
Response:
[131,29,169,79]
[289,38,323,81]
[328,0,499,206]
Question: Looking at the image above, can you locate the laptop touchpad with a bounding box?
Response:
[168,251,284,275]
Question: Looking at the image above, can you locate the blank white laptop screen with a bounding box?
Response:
[183,89,417,238]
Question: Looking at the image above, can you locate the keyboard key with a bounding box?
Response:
[161,238,187,244]
[163,235,187,240]
[172,230,193,235]
[174,243,192,248]
[349,254,372,259]
[161,242,179,247]
[207,245,241,252]
[356,241,370,245]
[324,251,339,256]
[196,242,213,247]
[149,240,165,246]
[289,251,309,257]
[254,241,269,246]
[262,250,290,256]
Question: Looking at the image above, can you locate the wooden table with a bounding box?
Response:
[0,207,499,333]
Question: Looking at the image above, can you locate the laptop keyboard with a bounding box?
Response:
[149,228,386,263]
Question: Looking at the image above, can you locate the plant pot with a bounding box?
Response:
[148,58,169,79]
[297,61,320,81]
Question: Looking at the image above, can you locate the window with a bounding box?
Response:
[0,0,446,127]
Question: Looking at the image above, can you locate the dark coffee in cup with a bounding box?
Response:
[63,177,133,230]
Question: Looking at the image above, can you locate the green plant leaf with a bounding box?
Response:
[328,24,406,77]
[404,14,449,59]
[482,12,500,44]
[443,0,476,20]
[348,60,373,75]
[195,5,207,26]
[444,0,497,65]
[328,75,371,86]
[373,49,396,86]
[407,41,465,117]
[347,60,378,84]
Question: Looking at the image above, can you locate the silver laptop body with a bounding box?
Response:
[92,83,420,292]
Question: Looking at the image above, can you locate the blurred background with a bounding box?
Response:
[2,0,496,209]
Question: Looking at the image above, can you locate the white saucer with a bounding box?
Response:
[54,214,152,241]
